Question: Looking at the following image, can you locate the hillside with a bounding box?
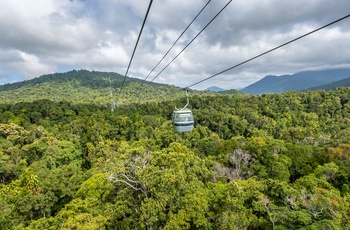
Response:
[241,68,350,94]
[0,69,215,105]
[306,76,350,91]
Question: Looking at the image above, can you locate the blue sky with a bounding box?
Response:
[0,0,350,90]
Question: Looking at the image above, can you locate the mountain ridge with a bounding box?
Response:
[305,76,350,91]
[0,69,222,106]
[241,68,350,94]
[204,86,225,92]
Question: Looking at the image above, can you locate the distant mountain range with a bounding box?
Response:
[306,76,350,91]
[241,68,350,94]
[204,86,225,92]
[204,86,242,94]
[2,68,348,106]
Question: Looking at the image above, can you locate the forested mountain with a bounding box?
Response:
[204,86,225,92]
[0,70,215,106]
[203,86,241,94]
[241,68,350,94]
[306,76,350,91]
[219,88,242,94]
[1,87,350,229]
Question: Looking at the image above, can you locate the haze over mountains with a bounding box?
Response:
[241,68,350,94]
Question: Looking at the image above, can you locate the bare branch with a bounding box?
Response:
[214,148,254,181]
[108,149,151,198]
[108,174,148,197]
[115,173,142,184]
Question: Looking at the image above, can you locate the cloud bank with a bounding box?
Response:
[1,0,350,89]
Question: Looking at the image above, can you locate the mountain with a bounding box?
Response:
[203,86,242,94]
[218,88,241,94]
[204,86,225,92]
[0,69,215,105]
[306,76,350,91]
[204,86,242,94]
[241,68,350,94]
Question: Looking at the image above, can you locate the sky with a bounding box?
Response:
[0,0,350,90]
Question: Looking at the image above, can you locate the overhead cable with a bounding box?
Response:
[150,0,233,82]
[186,13,350,88]
[116,0,153,100]
[144,0,212,81]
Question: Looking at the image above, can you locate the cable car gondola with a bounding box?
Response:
[173,108,194,132]
[172,88,194,132]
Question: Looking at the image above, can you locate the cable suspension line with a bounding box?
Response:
[150,0,233,82]
[144,0,212,81]
[186,13,350,89]
[116,0,153,102]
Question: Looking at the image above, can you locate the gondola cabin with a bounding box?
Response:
[172,108,194,132]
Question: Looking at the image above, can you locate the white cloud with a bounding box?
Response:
[10,51,54,80]
[0,0,350,89]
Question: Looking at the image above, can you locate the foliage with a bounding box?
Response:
[0,70,216,106]
[1,85,350,229]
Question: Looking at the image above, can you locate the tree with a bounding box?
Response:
[214,148,254,181]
